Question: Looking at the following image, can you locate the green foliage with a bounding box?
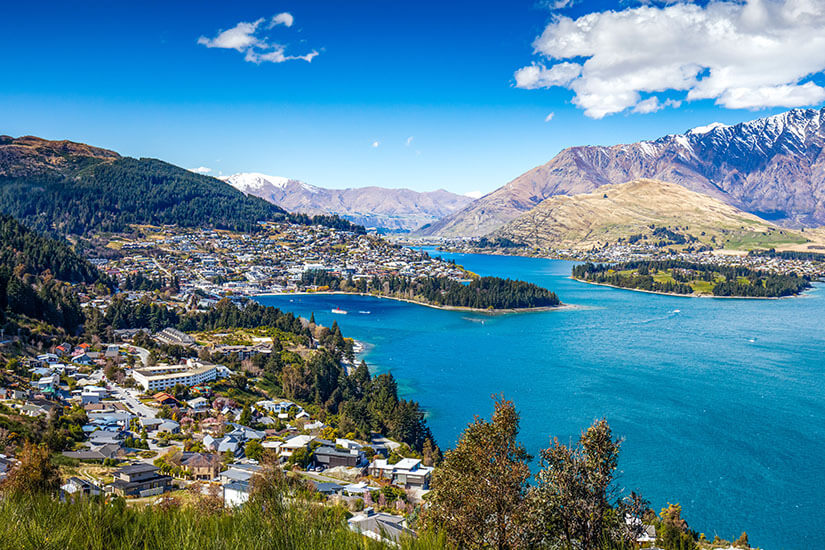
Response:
[0,491,435,550]
[0,441,62,496]
[0,215,106,332]
[302,270,560,309]
[656,504,699,550]
[245,440,264,462]
[424,396,532,549]
[0,215,101,284]
[573,260,810,297]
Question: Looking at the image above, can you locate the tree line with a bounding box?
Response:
[573,260,810,297]
[302,270,560,309]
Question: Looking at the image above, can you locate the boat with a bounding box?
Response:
[331,308,348,315]
[358,310,371,314]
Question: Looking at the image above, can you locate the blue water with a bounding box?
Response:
[255,250,825,549]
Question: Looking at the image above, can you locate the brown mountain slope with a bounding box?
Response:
[0,135,120,177]
[491,179,809,252]
[420,107,825,237]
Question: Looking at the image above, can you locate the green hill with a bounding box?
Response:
[0,215,106,332]
[0,135,363,235]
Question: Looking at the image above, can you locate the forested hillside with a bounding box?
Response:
[0,136,364,235]
[0,215,107,332]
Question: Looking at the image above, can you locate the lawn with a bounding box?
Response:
[724,230,807,251]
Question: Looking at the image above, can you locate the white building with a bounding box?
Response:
[132,359,220,392]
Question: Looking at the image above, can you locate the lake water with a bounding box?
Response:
[255,250,825,549]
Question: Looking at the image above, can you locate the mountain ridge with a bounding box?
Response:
[420,107,825,237]
[227,172,473,232]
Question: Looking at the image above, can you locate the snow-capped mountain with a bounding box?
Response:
[225,172,473,232]
[421,107,825,237]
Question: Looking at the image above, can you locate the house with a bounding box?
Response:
[71,353,93,366]
[279,435,315,458]
[152,392,178,406]
[139,417,164,430]
[314,446,363,469]
[226,425,265,441]
[335,438,364,451]
[34,374,60,391]
[154,327,195,346]
[367,458,433,489]
[186,397,209,412]
[55,343,72,356]
[61,477,102,498]
[157,420,181,434]
[348,509,414,544]
[223,480,250,507]
[304,420,325,432]
[89,429,123,446]
[182,453,222,480]
[219,464,260,484]
[20,403,49,417]
[37,353,59,364]
[313,481,345,495]
[104,345,120,359]
[107,463,172,497]
[80,386,108,404]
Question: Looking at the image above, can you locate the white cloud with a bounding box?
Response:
[405,136,414,146]
[198,19,263,51]
[632,97,682,114]
[271,12,294,28]
[514,62,581,89]
[544,112,555,122]
[372,141,380,148]
[515,0,825,118]
[189,166,212,174]
[198,13,317,64]
[464,190,484,199]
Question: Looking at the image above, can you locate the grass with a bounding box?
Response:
[724,230,807,251]
[689,280,715,294]
[0,493,450,550]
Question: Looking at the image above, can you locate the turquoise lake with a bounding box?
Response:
[255,250,825,550]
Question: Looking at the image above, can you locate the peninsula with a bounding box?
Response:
[572,260,812,298]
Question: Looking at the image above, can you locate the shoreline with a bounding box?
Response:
[253,290,576,314]
[569,276,808,300]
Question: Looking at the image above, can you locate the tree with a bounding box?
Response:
[245,440,264,461]
[424,396,532,550]
[656,503,698,550]
[529,418,625,550]
[239,404,252,426]
[0,441,61,496]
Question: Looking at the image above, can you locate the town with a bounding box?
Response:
[1,329,434,544]
[408,237,825,281]
[89,222,468,309]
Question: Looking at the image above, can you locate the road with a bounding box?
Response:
[110,384,157,418]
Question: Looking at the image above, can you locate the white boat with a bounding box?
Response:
[358,310,371,314]
[331,308,348,315]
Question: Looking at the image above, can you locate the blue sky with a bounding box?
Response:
[2,0,824,195]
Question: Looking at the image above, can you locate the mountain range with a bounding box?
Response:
[491,179,808,252]
[226,172,473,232]
[420,107,825,238]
